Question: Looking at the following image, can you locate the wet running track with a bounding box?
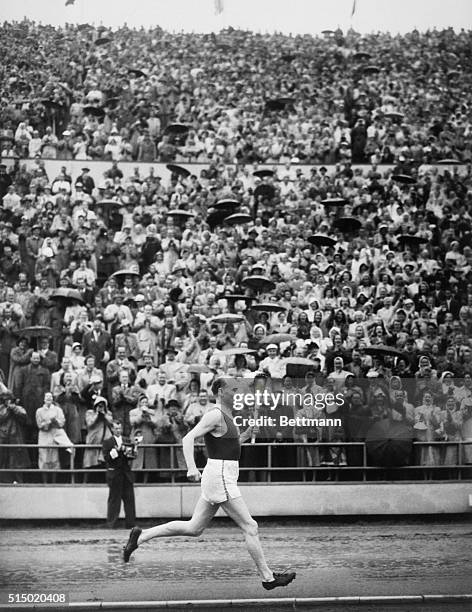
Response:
[0,519,471,610]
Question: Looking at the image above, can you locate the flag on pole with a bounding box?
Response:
[65,0,76,5]
[214,0,224,15]
[351,0,357,17]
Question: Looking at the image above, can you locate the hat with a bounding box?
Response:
[266,343,278,350]
[72,342,82,350]
[134,294,146,302]
[93,396,108,408]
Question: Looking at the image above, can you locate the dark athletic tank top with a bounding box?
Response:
[204,408,241,461]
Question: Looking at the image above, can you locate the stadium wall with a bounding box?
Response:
[0,483,471,519]
[2,158,468,185]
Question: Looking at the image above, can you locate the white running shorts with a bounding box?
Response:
[201,458,241,505]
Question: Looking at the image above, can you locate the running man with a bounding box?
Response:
[123,378,296,590]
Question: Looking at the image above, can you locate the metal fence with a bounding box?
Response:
[0,441,471,484]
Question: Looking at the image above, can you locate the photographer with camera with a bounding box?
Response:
[83,396,113,480]
[129,395,158,481]
[0,389,29,482]
[103,420,138,529]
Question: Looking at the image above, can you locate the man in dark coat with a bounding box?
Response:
[102,420,136,528]
[13,351,50,445]
[82,318,112,368]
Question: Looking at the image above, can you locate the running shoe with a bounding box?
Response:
[123,526,142,562]
[262,571,296,590]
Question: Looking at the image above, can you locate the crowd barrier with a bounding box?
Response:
[2,158,469,186]
[1,441,471,484]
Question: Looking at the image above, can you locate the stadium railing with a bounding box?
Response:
[0,441,471,483]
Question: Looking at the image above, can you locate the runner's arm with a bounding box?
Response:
[182,409,220,473]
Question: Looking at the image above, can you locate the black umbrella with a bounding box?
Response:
[207,208,232,229]
[166,163,191,178]
[95,37,112,46]
[251,303,286,313]
[166,210,195,221]
[222,293,254,303]
[164,123,190,135]
[41,99,63,110]
[392,174,416,184]
[321,197,347,206]
[224,213,252,226]
[397,234,428,247]
[284,357,318,378]
[241,275,276,293]
[253,169,275,178]
[50,288,85,305]
[212,198,240,210]
[128,68,148,78]
[352,51,372,61]
[364,345,404,359]
[364,65,380,75]
[321,29,336,35]
[334,217,362,232]
[264,97,295,111]
[366,419,414,467]
[83,106,105,117]
[77,23,91,31]
[169,287,183,302]
[307,234,337,247]
[254,184,276,200]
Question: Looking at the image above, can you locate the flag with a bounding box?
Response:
[65,0,76,5]
[214,0,224,15]
[351,0,356,17]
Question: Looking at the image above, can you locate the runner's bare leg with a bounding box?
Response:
[221,496,273,582]
[137,496,219,545]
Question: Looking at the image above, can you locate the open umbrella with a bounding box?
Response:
[334,217,362,232]
[284,357,318,378]
[19,326,53,339]
[384,111,405,121]
[254,184,276,200]
[167,210,195,220]
[364,345,404,359]
[437,158,461,165]
[264,97,295,111]
[222,293,253,302]
[207,209,232,230]
[321,197,347,206]
[95,36,112,46]
[164,123,190,135]
[364,65,380,74]
[321,29,336,35]
[352,51,372,61]
[41,99,63,110]
[210,314,245,325]
[166,163,191,178]
[83,106,105,117]
[223,347,257,356]
[241,276,276,292]
[50,288,85,305]
[105,96,120,108]
[224,213,252,226]
[212,198,240,210]
[261,333,297,345]
[280,53,297,62]
[253,169,275,179]
[251,303,286,313]
[397,234,428,247]
[366,419,414,467]
[128,68,148,78]
[111,269,140,281]
[307,234,337,247]
[392,174,416,184]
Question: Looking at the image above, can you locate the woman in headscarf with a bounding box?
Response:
[414,391,442,470]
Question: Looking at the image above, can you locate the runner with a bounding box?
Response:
[122,377,296,590]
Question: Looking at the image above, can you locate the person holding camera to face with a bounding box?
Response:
[129,395,159,481]
[0,389,29,482]
[102,420,138,529]
[83,396,113,479]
